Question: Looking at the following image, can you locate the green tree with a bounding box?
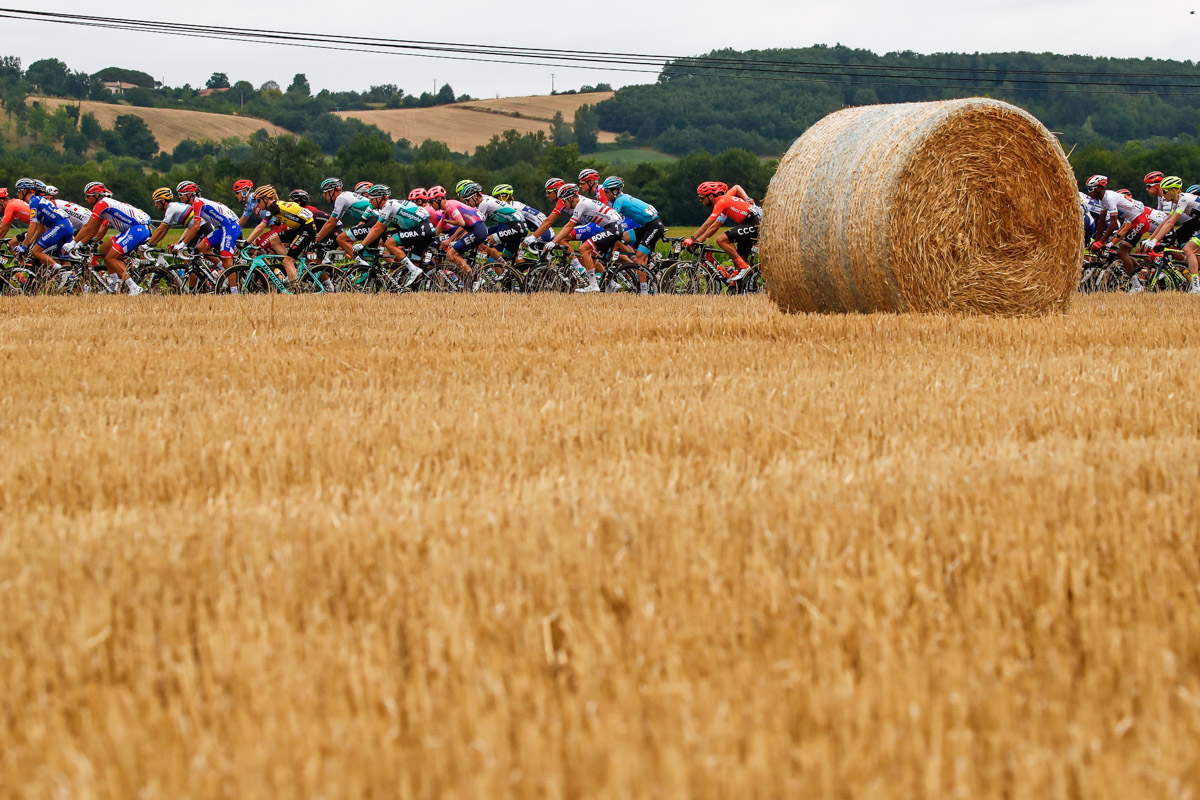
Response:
[104,114,159,159]
[79,112,102,144]
[436,83,457,105]
[248,131,324,190]
[24,58,70,95]
[206,72,230,90]
[549,111,573,147]
[287,74,311,97]
[573,104,599,153]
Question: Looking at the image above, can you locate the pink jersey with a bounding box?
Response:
[436,199,482,232]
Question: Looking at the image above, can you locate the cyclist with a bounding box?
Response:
[286,188,335,258]
[14,178,74,270]
[1142,176,1200,293]
[1087,174,1157,293]
[1079,189,1103,246]
[1144,172,1169,211]
[176,181,243,273]
[684,181,762,283]
[354,181,373,197]
[492,184,552,245]
[242,185,318,283]
[546,183,627,293]
[428,183,500,276]
[578,168,603,201]
[0,186,31,246]
[62,181,150,295]
[48,187,93,234]
[360,184,431,286]
[148,187,210,247]
[458,181,527,263]
[602,176,664,264]
[313,178,379,262]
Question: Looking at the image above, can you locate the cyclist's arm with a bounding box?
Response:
[727,185,751,201]
[550,219,577,246]
[73,217,102,245]
[360,220,389,249]
[1099,212,1118,242]
[245,218,271,244]
[21,219,44,250]
[530,210,559,239]
[315,214,339,242]
[0,204,16,241]
[147,222,172,247]
[180,216,204,247]
[692,217,721,244]
[1147,213,1179,244]
[1109,219,1134,242]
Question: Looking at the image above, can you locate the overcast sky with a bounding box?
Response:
[3,1,1198,98]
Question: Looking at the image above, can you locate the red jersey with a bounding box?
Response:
[1,198,31,228]
[707,194,757,225]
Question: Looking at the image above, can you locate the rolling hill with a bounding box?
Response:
[34,98,296,153]
[336,93,620,153]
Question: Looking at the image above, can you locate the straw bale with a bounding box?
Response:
[760,98,1081,315]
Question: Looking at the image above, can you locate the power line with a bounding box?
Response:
[6,8,1200,96]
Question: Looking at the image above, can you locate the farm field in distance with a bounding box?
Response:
[2,294,1199,798]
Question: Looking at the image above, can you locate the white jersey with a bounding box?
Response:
[568,197,623,227]
[1100,190,1144,223]
[160,201,195,227]
[55,199,92,232]
[1079,191,1103,217]
[1168,192,1200,223]
[1149,208,1169,228]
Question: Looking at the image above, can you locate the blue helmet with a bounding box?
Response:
[1188,185,1200,195]
[601,175,624,193]
[14,177,37,192]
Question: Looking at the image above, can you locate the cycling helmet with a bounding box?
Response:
[367,184,391,198]
[556,183,579,200]
[151,187,174,203]
[426,185,447,200]
[43,185,59,197]
[578,168,599,183]
[354,181,373,195]
[1085,175,1108,191]
[697,181,726,197]
[454,179,475,197]
[0,188,7,199]
[84,181,110,198]
[491,183,514,199]
[289,189,310,205]
[1117,189,1133,200]
[601,176,624,193]
[1188,185,1200,195]
[1160,176,1184,192]
[408,187,427,202]
[233,179,254,196]
[31,179,47,193]
[252,184,276,200]
[320,177,343,193]
[176,181,199,196]
[1144,171,1164,186]
[459,182,482,201]
[14,177,36,192]
[544,177,565,193]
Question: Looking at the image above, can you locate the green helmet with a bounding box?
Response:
[320,177,343,193]
[460,182,482,201]
[1161,176,1184,192]
[455,179,475,197]
[492,183,514,199]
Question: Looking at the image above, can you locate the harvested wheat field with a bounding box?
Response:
[338,94,619,153]
[33,98,295,153]
[2,293,1199,799]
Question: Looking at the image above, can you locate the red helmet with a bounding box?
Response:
[1144,171,1164,186]
[1085,175,1108,191]
[84,181,111,197]
[426,185,447,200]
[0,188,7,199]
[408,187,427,202]
[697,181,727,198]
[176,181,199,196]
[578,168,599,183]
[233,179,254,195]
[1118,188,1133,199]
[354,181,373,194]
[544,177,565,193]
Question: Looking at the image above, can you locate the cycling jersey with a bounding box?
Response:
[242,197,271,222]
[475,195,523,227]
[1099,190,1144,224]
[331,191,378,226]
[28,195,70,229]
[55,199,93,232]
[264,200,315,230]
[161,201,196,227]
[707,194,759,225]
[376,199,430,231]
[568,198,623,227]
[1078,191,1103,218]
[190,197,240,229]
[511,200,546,228]
[610,193,658,226]
[437,199,483,231]
[91,198,151,233]
[1,198,31,227]
[1169,192,1200,222]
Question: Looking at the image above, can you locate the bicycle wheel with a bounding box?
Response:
[524,264,572,293]
[602,263,643,293]
[214,265,275,294]
[1,266,37,295]
[657,261,709,295]
[474,263,525,293]
[136,266,184,295]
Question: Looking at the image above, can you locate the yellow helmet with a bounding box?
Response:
[252,184,276,200]
[152,187,173,203]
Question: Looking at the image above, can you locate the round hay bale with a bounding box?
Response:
[760,98,1081,316]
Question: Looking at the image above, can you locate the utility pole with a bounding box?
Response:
[551,73,555,94]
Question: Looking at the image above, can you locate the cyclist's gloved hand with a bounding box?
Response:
[683,238,695,248]
[13,244,25,256]
[543,241,556,252]
[352,243,364,255]
[61,241,77,255]
[171,242,189,255]
[522,234,536,246]
[1142,238,1158,252]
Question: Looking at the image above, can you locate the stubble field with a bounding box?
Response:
[1,293,1199,798]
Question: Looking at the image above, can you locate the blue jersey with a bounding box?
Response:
[610,193,658,226]
[29,194,70,228]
